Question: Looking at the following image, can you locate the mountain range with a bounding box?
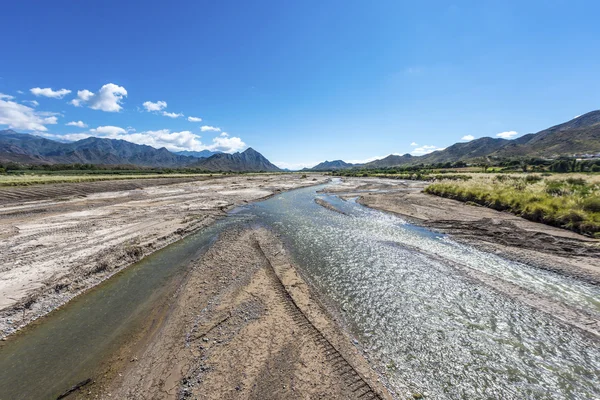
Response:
[0,130,280,172]
[174,150,221,158]
[2,110,599,172]
[310,110,600,170]
[190,148,281,172]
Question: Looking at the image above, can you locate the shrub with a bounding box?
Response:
[566,177,586,186]
[582,196,600,213]
[524,174,543,184]
[426,174,600,237]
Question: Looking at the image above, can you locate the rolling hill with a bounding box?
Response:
[311,160,357,170]
[491,110,600,158]
[310,111,600,170]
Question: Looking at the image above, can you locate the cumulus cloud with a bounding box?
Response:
[273,161,320,170]
[461,135,475,141]
[30,87,71,99]
[143,100,167,112]
[188,116,202,122]
[0,98,58,131]
[200,125,221,132]
[48,126,246,153]
[410,142,418,146]
[36,132,91,141]
[66,120,88,128]
[90,125,127,136]
[496,130,518,139]
[162,111,184,118]
[0,93,15,100]
[411,145,444,156]
[23,100,39,107]
[70,83,127,112]
[209,132,246,153]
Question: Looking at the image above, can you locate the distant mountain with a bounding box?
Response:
[491,110,600,158]
[175,150,221,158]
[305,111,600,170]
[0,130,196,167]
[418,137,510,164]
[190,148,281,172]
[311,160,356,170]
[364,154,414,168]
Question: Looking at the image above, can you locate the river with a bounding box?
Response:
[0,181,599,399]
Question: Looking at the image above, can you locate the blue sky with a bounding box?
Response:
[1,1,599,169]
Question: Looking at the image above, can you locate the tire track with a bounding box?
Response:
[255,240,384,400]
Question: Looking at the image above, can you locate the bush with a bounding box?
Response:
[524,174,543,184]
[426,174,600,237]
[566,177,586,186]
[582,196,600,213]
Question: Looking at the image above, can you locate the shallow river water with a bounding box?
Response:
[244,183,600,399]
[0,181,599,399]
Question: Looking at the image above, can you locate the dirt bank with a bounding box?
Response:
[78,227,392,399]
[326,177,600,285]
[0,174,328,337]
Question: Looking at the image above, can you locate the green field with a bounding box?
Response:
[424,173,600,237]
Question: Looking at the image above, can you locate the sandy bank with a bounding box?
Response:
[83,226,392,399]
[0,174,328,337]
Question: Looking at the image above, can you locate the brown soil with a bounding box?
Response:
[330,177,600,285]
[0,177,211,206]
[78,227,391,400]
[0,174,329,337]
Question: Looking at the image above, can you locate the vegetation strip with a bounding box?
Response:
[425,174,600,237]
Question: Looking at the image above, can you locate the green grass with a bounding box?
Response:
[424,173,600,238]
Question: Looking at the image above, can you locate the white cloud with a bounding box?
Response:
[90,125,127,136]
[36,132,91,141]
[70,90,93,107]
[0,93,15,100]
[200,125,221,132]
[70,83,127,112]
[23,100,39,107]
[16,90,24,94]
[209,132,246,153]
[143,100,167,112]
[162,111,184,118]
[496,130,518,139]
[411,145,445,156]
[30,87,71,99]
[66,120,88,128]
[43,116,58,124]
[461,135,475,141]
[0,99,59,131]
[47,126,246,153]
[188,116,203,122]
[410,142,418,146]
[273,161,320,170]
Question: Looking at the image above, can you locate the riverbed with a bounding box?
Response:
[0,180,598,399]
